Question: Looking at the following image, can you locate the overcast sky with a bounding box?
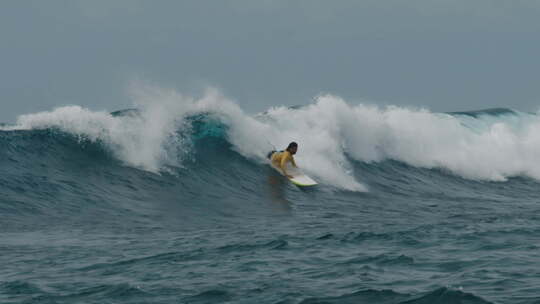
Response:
[2,0,540,122]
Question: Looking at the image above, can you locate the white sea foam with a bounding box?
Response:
[4,87,194,172]
[5,85,540,190]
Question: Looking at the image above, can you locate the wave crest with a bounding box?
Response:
[4,85,540,190]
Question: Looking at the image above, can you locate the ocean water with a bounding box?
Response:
[2,88,540,303]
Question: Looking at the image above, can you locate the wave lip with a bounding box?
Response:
[448,107,518,118]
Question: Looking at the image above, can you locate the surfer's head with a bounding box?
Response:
[286,142,298,155]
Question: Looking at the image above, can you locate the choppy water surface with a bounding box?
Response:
[2,92,540,303]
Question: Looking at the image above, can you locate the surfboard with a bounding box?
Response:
[270,162,318,187]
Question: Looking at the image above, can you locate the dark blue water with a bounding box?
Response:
[2,108,540,304]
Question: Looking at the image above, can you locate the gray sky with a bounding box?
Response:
[2,0,540,122]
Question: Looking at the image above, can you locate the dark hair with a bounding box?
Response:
[286,142,298,152]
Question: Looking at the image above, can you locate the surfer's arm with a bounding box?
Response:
[291,156,297,168]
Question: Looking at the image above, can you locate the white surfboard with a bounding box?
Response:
[270,162,318,187]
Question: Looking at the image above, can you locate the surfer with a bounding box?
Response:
[267,142,298,178]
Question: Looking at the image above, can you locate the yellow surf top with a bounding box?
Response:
[270,151,297,176]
